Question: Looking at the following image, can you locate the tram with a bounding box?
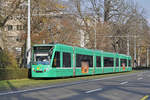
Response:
[31,44,132,78]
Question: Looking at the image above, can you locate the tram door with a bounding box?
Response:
[81,61,89,73]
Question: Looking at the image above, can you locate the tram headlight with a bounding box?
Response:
[46,68,49,71]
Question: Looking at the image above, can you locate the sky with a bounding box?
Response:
[63,0,150,25]
[134,0,150,25]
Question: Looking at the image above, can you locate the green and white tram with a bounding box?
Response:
[31,44,132,78]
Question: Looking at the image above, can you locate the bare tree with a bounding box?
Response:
[0,0,24,27]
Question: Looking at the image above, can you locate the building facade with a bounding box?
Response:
[0,0,26,57]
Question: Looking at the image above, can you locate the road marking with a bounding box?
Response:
[137,77,143,80]
[0,71,148,96]
[93,73,138,81]
[140,95,149,100]
[138,74,143,76]
[85,88,103,94]
[120,81,128,85]
[147,75,150,77]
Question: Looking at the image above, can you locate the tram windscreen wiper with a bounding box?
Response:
[48,47,54,60]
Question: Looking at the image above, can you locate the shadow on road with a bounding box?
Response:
[1,81,39,100]
[60,80,150,100]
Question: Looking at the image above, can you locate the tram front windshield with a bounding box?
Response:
[33,46,53,65]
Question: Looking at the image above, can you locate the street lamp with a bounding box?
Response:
[26,0,31,68]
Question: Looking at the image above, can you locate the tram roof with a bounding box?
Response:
[33,43,131,58]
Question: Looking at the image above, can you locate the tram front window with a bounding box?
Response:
[33,46,54,65]
[33,53,50,65]
[36,56,49,65]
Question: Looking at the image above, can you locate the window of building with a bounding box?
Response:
[17,25,20,30]
[116,58,119,67]
[76,54,93,67]
[96,56,101,67]
[16,37,19,42]
[19,5,23,9]
[8,25,13,31]
[63,52,71,68]
[52,52,60,68]
[17,25,23,30]
[104,57,114,67]
[120,59,127,66]
[9,16,13,20]
[23,25,26,30]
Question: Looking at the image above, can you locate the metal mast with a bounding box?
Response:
[94,21,97,49]
[26,0,31,68]
[134,35,137,67]
[147,48,149,67]
[127,34,130,55]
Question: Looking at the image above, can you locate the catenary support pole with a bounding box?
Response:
[147,47,149,67]
[138,47,141,67]
[26,0,31,68]
[127,34,130,55]
[94,21,97,49]
[134,35,137,68]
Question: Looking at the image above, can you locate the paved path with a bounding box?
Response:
[0,71,150,100]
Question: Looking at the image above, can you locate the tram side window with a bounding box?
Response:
[76,54,82,67]
[76,54,93,67]
[52,52,60,68]
[116,58,119,67]
[63,52,71,67]
[120,59,127,66]
[128,60,131,66]
[96,56,101,67]
[104,57,114,67]
[87,55,93,67]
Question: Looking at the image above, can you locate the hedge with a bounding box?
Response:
[0,68,29,80]
[133,67,150,70]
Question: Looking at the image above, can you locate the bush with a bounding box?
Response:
[133,67,150,70]
[0,50,10,68]
[0,50,18,68]
[0,68,29,80]
[0,49,29,80]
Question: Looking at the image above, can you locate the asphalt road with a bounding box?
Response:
[0,71,150,100]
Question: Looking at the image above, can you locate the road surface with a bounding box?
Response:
[0,71,150,100]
